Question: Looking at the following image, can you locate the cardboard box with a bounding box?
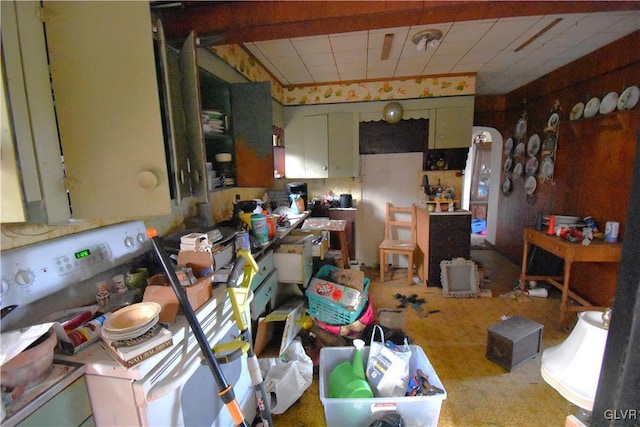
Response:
[316,265,366,294]
[142,275,213,323]
[254,298,305,358]
[177,250,214,277]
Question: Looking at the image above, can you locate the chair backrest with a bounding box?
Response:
[384,203,417,243]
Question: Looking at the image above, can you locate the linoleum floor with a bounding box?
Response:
[271,248,574,427]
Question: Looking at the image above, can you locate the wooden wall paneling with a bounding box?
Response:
[489,34,639,306]
[157,2,638,46]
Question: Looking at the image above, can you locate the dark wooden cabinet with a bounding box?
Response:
[428,214,471,285]
[329,208,356,261]
[425,212,471,286]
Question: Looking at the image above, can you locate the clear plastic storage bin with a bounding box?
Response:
[319,345,446,427]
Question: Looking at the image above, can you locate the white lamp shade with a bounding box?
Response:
[540,311,608,411]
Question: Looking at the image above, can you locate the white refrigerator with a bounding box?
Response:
[358,152,423,266]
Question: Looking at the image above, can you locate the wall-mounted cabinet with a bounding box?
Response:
[2,1,276,224]
[429,102,474,149]
[285,112,357,178]
[3,1,174,222]
[157,22,207,203]
[199,73,274,188]
[44,2,174,218]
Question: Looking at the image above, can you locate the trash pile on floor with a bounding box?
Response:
[272,264,448,426]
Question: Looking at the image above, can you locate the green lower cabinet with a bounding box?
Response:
[19,377,92,427]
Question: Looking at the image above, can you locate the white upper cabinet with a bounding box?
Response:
[44,1,172,218]
[285,112,357,178]
[429,100,474,149]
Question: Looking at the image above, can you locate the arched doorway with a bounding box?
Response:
[463,127,503,246]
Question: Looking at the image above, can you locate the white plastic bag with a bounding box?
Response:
[258,339,313,414]
[366,324,412,397]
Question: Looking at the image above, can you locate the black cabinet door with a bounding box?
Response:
[428,215,470,285]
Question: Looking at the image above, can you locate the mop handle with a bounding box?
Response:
[146,229,249,427]
[227,250,274,427]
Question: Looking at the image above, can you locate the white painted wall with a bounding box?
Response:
[462,126,503,245]
[358,153,423,266]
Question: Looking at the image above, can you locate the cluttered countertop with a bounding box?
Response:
[0,208,313,426]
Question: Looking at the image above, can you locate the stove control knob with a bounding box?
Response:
[136,232,146,244]
[15,268,34,288]
[124,236,134,247]
[1,277,9,295]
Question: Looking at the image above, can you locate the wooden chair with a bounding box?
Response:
[379,203,417,285]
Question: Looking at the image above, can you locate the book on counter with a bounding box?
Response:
[101,326,173,368]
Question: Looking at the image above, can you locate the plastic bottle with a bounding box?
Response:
[546,215,555,235]
[60,314,108,354]
[535,211,543,231]
[525,288,549,297]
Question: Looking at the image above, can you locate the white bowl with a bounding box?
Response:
[103,302,161,333]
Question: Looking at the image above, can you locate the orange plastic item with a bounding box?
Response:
[546,215,555,235]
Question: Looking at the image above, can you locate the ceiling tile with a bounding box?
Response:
[337,62,367,74]
[329,32,368,51]
[290,35,332,54]
[334,50,367,64]
[252,39,297,58]
[444,21,495,42]
[300,52,336,66]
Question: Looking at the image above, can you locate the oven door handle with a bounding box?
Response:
[146,354,203,402]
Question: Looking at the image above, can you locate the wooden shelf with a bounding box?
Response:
[426,199,459,204]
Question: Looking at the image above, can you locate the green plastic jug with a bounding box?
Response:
[328,339,373,398]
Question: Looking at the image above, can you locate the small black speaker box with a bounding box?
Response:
[486,315,543,371]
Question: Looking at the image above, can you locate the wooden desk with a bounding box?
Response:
[301,218,349,266]
[520,227,622,324]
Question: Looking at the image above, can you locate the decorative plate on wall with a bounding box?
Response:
[570,103,584,120]
[525,176,537,195]
[539,157,555,182]
[514,142,525,157]
[599,92,618,115]
[512,162,523,179]
[504,137,514,155]
[618,85,639,111]
[502,177,512,195]
[515,117,527,139]
[584,97,601,118]
[504,156,513,172]
[527,134,540,157]
[541,135,557,157]
[526,157,539,175]
[545,112,560,133]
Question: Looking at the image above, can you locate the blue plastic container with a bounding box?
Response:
[471,219,486,233]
